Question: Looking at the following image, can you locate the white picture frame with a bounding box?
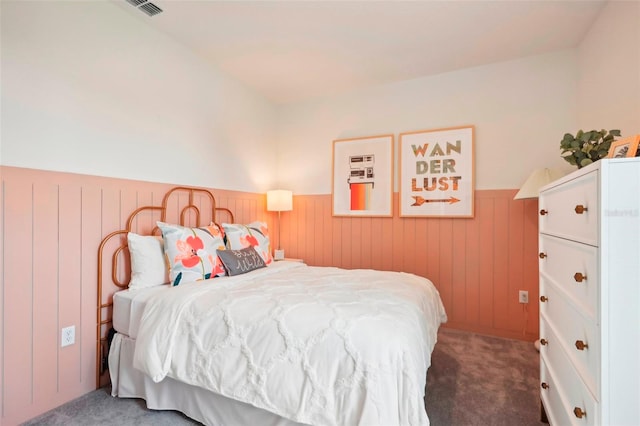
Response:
[399,125,475,218]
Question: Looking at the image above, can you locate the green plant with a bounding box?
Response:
[560,129,621,168]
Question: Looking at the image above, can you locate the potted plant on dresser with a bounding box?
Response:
[560,129,621,168]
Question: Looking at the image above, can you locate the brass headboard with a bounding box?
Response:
[96,186,233,388]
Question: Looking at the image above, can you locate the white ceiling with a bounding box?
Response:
[115,0,607,105]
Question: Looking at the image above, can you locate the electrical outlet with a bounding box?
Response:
[61,326,75,347]
[519,290,529,304]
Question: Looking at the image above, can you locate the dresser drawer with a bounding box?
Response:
[539,234,599,320]
[540,281,600,396]
[540,318,599,425]
[541,358,574,426]
[539,170,598,246]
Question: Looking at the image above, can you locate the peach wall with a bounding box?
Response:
[278,191,540,341]
[1,166,538,425]
[0,166,267,426]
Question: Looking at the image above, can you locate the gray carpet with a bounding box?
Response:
[424,329,540,426]
[23,328,541,426]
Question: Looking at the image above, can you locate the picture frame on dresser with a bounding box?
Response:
[606,134,640,158]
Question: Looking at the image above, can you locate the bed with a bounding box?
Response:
[97,186,447,426]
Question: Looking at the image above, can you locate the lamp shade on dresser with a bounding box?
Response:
[538,158,640,425]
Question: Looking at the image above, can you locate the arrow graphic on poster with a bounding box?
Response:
[411,196,460,206]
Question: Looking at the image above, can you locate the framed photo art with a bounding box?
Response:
[332,134,393,217]
[398,125,474,217]
[607,135,640,158]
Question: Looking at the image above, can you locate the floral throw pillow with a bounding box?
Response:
[221,221,273,265]
[158,222,227,286]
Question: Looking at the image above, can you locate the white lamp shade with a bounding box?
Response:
[267,190,293,211]
[514,168,565,200]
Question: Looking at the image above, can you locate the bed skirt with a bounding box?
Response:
[109,333,307,426]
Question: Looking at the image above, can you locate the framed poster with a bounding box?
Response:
[332,134,393,217]
[399,125,474,217]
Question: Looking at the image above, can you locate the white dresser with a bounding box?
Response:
[538,158,640,426]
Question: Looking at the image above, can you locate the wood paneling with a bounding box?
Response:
[282,191,540,341]
[0,166,266,426]
[1,166,539,425]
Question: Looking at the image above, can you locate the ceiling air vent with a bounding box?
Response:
[125,0,163,17]
[139,2,162,16]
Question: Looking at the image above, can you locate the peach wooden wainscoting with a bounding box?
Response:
[278,191,540,342]
[0,166,539,425]
[0,166,267,426]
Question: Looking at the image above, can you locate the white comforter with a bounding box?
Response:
[133,261,447,426]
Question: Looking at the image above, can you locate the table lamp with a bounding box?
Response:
[514,168,565,200]
[267,189,293,260]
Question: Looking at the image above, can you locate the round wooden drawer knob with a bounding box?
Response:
[541,382,549,390]
[574,407,586,418]
[574,272,587,282]
[540,209,548,216]
[539,252,547,259]
[540,296,548,302]
[575,340,589,351]
[540,338,548,346]
[574,205,588,214]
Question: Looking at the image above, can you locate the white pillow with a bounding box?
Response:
[127,232,169,289]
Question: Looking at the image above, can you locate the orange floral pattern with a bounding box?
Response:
[174,235,204,268]
[222,221,273,265]
[158,222,227,286]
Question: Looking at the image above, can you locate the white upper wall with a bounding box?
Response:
[275,0,639,195]
[3,1,636,196]
[576,0,639,135]
[1,1,278,193]
[276,51,578,194]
